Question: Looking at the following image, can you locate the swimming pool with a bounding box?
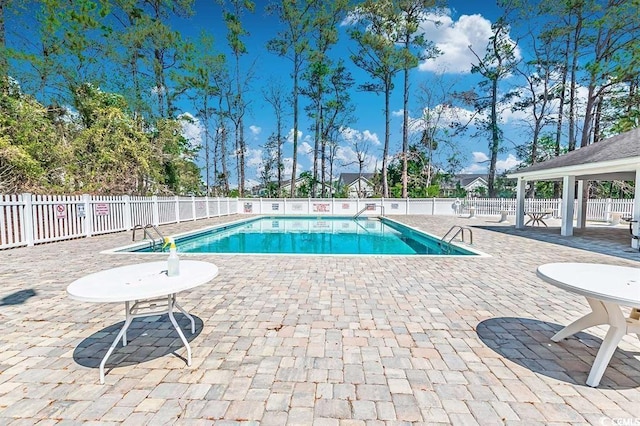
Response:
[117,216,480,256]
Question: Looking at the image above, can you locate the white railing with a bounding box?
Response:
[1,195,635,249]
[0,194,237,249]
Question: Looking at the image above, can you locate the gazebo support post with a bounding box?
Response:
[561,175,576,236]
[576,180,586,229]
[633,167,640,249]
[515,178,526,229]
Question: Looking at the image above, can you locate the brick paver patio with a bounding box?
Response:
[0,214,638,425]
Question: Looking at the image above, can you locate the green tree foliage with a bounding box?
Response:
[221,0,254,196]
[395,0,440,199]
[296,170,317,197]
[0,86,66,192]
[267,0,315,197]
[387,145,440,197]
[349,0,406,198]
[468,18,519,197]
[514,134,566,197]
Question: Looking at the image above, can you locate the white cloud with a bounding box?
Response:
[286,128,303,143]
[496,154,521,172]
[460,152,521,174]
[178,112,203,149]
[392,109,404,117]
[246,148,263,168]
[412,104,476,132]
[334,145,379,173]
[419,12,521,74]
[460,163,486,174]
[281,157,304,180]
[298,141,315,159]
[340,127,381,146]
[472,152,489,163]
[249,125,261,136]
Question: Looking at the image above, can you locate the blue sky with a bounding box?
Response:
[175,1,528,188]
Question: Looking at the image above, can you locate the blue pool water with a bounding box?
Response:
[127,217,476,256]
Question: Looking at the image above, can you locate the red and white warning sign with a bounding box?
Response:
[55,204,66,219]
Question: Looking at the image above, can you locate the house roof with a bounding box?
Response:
[458,174,487,187]
[339,173,375,186]
[508,127,640,181]
[440,174,488,190]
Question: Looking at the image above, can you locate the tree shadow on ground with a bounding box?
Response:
[73,313,203,369]
[0,289,37,306]
[476,317,640,389]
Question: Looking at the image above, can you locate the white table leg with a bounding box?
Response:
[122,301,130,346]
[168,294,192,366]
[551,298,609,342]
[585,301,627,387]
[173,296,195,333]
[100,310,134,384]
[551,297,629,387]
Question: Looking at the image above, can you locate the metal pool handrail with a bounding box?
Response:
[353,204,385,219]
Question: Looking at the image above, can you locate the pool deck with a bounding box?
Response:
[0,214,638,425]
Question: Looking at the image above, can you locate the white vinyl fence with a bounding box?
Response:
[0,194,237,249]
[237,197,634,221]
[0,194,634,249]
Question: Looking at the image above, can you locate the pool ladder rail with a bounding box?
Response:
[441,225,473,246]
[132,224,166,251]
[353,204,385,219]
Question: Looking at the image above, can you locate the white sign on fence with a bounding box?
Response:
[95,203,110,216]
[76,204,85,218]
[55,204,66,219]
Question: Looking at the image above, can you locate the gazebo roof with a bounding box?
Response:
[508,127,640,181]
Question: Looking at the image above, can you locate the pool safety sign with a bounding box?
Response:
[55,204,66,219]
[95,203,110,216]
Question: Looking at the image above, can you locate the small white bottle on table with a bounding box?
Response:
[167,239,179,276]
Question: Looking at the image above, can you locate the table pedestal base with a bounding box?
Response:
[99,294,195,384]
[552,299,640,387]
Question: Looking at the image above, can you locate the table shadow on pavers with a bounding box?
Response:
[73,313,203,369]
[477,317,640,389]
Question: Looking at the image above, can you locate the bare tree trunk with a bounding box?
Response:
[0,0,7,91]
[488,78,499,198]
[381,82,390,198]
[401,66,409,198]
[290,54,300,197]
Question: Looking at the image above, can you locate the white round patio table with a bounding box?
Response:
[67,260,218,383]
[536,262,640,387]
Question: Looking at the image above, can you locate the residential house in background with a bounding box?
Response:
[338,173,375,198]
[440,174,488,197]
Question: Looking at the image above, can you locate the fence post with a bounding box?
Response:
[175,196,180,223]
[152,196,159,226]
[205,196,210,218]
[432,197,436,216]
[83,194,93,238]
[123,195,132,230]
[191,195,197,221]
[21,193,35,246]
